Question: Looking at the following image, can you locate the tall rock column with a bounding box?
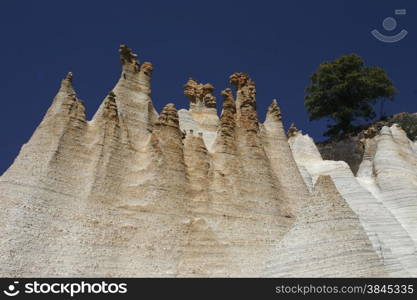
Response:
[261,99,310,214]
[0,73,93,276]
[183,74,294,277]
[364,125,417,245]
[112,45,158,150]
[178,78,219,151]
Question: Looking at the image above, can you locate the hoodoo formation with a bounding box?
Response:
[0,45,416,277]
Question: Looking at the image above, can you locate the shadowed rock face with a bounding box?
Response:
[0,46,391,277]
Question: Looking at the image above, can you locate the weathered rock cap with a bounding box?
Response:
[183,78,216,109]
[287,123,299,137]
[266,99,282,121]
[155,103,180,128]
[119,44,139,67]
[229,72,254,90]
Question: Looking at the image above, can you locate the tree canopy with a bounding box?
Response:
[305,53,396,138]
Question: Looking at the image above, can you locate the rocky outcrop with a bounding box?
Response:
[261,100,310,214]
[213,89,236,152]
[317,136,365,175]
[0,45,402,277]
[178,78,219,152]
[267,176,386,277]
[357,125,417,246]
[0,47,187,277]
[230,72,258,133]
[289,127,417,277]
[317,113,417,174]
[113,44,158,149]
[184,78,216,109]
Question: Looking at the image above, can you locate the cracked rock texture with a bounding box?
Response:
[1,46,413,277]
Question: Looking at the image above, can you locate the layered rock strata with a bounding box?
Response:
[289,127,417,277]
[0,46,396,277]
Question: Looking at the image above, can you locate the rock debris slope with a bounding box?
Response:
[0,45,396,277]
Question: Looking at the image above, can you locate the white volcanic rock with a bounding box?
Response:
[266,175,386,277]
[357,125,417,246]
[178,109,218,152]
[289,129,417,277]
[0,47,390,277]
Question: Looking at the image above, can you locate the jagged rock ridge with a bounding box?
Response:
[1,45,412,277]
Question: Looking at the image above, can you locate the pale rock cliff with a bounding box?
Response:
[0,45,401,277]
[357,125,417,246]
[289,127,417,277]
[267,175,387,277]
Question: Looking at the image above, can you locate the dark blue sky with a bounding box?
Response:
[1,0,416,174]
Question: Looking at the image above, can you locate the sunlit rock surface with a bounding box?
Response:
[0,46,408,277]
[289,127,417,277]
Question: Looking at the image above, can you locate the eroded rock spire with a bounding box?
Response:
[266,99,282,122]
[219,88,236,138]
[119,44,140,72]
[65,71,73,81]
[155,103,180,128]
[117,44,153,94]
[212,88,237,153]
[44,72,86,121]
[140,62,153,76]
[184,78,216,110]
[59,72,76,95]
[229,72,252,90]
[109,45,158,149]
[287,123,299,138]
[102,91,119,121]
[0,48,399,277]
[229,72,258,132]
